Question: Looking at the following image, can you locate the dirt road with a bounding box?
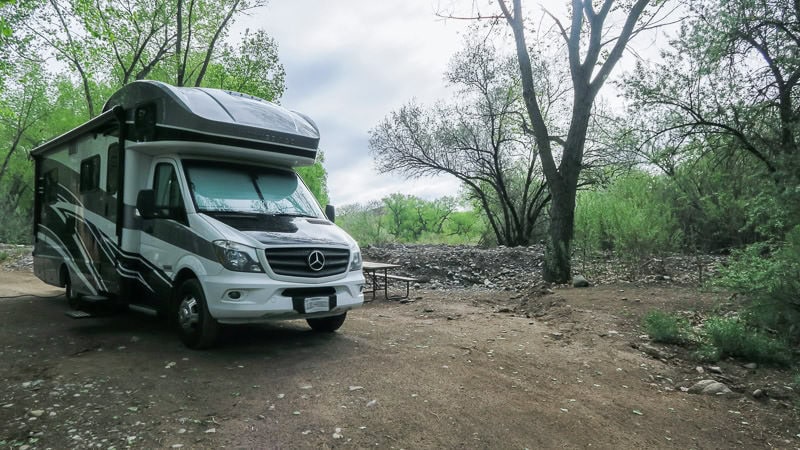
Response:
[1,271,797,449]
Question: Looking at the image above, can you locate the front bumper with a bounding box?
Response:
[201,270,365,324]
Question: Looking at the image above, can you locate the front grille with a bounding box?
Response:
[264,247,350,278]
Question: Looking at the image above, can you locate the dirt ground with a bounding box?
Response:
[1,270,799,449]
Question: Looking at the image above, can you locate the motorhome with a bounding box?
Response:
[31,81,365,348]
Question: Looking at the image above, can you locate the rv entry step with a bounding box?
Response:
[64,310,93,319]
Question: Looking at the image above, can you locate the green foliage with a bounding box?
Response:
[295,152,329,207]
[643,311,691,345]
[702,317,791,366]
[575,171,681,261]
[716,226,800,342]
[203,29,285,101]
[336,201,391,245]
[338,195,484,246]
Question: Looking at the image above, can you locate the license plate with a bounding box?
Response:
[304,296,329,313]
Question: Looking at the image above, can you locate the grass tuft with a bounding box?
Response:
[643,310,691,345]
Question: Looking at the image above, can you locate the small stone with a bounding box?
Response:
[349,386,364,391]
[204,428,216,433]
[743,363,758,369]
[292,411,301,415]
[332,427,343,439]
[277,394,285,399]
[366,400,378,408]
[300,384,313,390]
[695,366,704,374]
[171,445,184,449]
[19,446,30,450]
[708,366,723,374]
[301,430,312,435]
[29,409,44,417]
[752,389,765,399]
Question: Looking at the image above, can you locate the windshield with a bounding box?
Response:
[183,161,323,218]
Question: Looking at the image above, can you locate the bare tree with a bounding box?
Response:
[471,0,670,282]
[369,35,549,246]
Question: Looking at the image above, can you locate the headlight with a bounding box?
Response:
[213,240,264,273]
[349,249,362,271]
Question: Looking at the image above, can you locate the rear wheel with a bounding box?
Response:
[306,312,347,332]
[64,272,82,309]
[175,279,219,349]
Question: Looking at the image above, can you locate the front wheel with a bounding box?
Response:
[175,279,219,349]
[306,312,347,332]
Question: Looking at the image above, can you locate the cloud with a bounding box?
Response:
[236,0,470,205]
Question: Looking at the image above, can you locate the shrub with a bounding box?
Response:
[574,172,681,273]
[643,310,691,345]
[716,225,800,343]
[703,317,791,366]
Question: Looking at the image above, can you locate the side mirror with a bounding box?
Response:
[136,189,156,219]
[325,204,335,223]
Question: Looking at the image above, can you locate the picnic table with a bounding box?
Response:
[362,261,417,300]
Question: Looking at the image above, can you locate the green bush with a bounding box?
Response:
[643,310,691,345]
[574,172,681,265]
[703,317,791,366]
[716,225,800,343]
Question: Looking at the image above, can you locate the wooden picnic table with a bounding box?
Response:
[362,261,416,300]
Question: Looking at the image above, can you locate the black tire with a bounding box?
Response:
[306,312,347,332]
[175,279,219,349]
[64,272,82,309]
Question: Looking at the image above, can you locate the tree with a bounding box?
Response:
[203,28,285,101]
[369,34,550,246]
[625,0,800,188]
[296,151,330,207]
[477,0,667,282]
[19,0,270,118]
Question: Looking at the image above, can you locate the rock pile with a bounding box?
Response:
[362,244,725,290]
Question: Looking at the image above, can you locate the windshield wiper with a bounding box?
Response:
[270,212,317,218]
[202,210,259,218]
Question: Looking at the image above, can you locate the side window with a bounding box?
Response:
[106,143,120,195]
[153,163,185,219]
[79,155,100,193]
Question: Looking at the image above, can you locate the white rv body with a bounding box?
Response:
[31,81,365,348]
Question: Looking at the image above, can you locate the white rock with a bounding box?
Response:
[300,384,313,390]
[29,409,44,417]
[366,400,378,408]
[204,428,216,433]
[348,386,364,391]
[687,380,731,395]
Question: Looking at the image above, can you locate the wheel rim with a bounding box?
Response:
[178,297,200,332]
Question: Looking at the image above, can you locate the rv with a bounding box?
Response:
[31,81,365,348]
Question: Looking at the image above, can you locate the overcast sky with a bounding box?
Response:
[238,0,472,206]
[237,1,667,207]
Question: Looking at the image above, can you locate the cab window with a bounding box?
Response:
[152,163,186,221]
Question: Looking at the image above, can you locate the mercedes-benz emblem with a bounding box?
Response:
[307,250,325,271]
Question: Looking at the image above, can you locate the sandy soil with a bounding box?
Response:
[0,271,798,449]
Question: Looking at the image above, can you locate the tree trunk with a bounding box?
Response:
[543,180,576,283]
